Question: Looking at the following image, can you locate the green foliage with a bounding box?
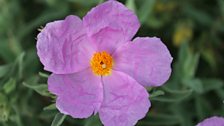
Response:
[0,0,223,126]
[84,115,101,126]
[0,93,10,122]
[51,113,66,126]
[23,82,52,97]
[43,104,56,111]
[3,78,16,94]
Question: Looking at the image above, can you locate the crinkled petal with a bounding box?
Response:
[113,37,173,87]
[197,116,224,126]
[83,0,140,53]
[48,69,103,118]
[89,27,127,54]
[99,71,150,126]
[37,15,96,74]
[83,0,140,39]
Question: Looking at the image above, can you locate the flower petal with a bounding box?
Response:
[197,116,224,126]
[37,15,96,74]
[83,0,140,53]
[88,27,126,54]
[113,37,173,87]
[48,69,103,118]
[99,71,150,126]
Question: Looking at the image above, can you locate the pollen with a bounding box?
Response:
[90,51,113,76]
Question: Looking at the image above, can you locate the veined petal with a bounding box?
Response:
[89,27,126,54]
[99,71,150,126]
[48,69,103,118]
[37,15,96,74]
[113,37,173,87]
[83,0,140,53]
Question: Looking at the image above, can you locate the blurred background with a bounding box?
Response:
[0,0,224,126]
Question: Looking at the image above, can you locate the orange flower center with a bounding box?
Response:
[90,51,113,76]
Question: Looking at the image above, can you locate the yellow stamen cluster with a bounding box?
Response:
[90,51,113,76]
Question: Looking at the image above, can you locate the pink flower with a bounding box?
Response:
[197,116,224,126]
[36,1,172,126]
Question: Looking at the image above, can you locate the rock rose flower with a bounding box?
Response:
[197,116,224,126]
[36,0,172,126]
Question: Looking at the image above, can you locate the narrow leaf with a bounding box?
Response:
[39,72,49,78]
[150,90,165,98]
[0,64,11,78]
[44,104,56,111]
[184,79,203,93]
[3,78,16,94]
[85,115,101,126]
[201,79,223,93]
[51,113,66,126]
[138,113,180,125]
[138,0,156,23]
[151,87,193,102]
[23,82,51,97]
[126,0,136,12]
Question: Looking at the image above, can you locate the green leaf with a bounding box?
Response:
[201,79,223,93]
[3,78,16,94]
[183,4,213,26]
[183,53,200,80]
[43,103,56,111]
[0,104,10,122]
[171,104,194,126]
[195,96,211,120]
[151,87,193,102]
[85,115,101,126]
[12,105,24,126]
[51,113,66,126]
[150,90,165,98]
[16,52,25,79]
[39,72,49,78]
[126,0,136,12]
[23,82,51,97]
[0,93,7,103]
[0,64,11,78]
[0,93,10,122]
[24,49,40,75]
[25,75,40,85]
[180,44,199,80]
[174,43,200,81]
[146,15,165,29]
[11,52,25,79]
[0,36,22,62]
[138,113,180,125]
[138,0,156,23]
[184,79,203,93]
